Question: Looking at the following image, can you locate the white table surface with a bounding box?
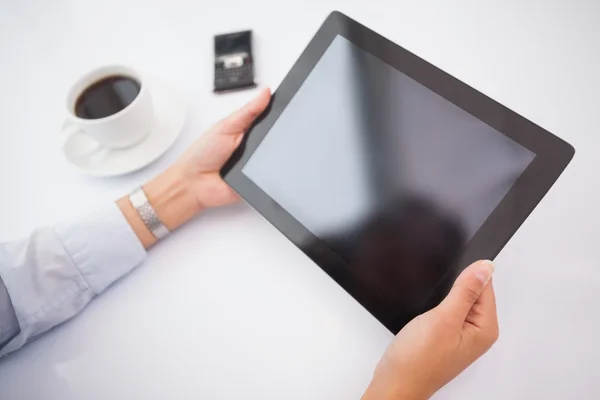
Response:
[1,0,599,398]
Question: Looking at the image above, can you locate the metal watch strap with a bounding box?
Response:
[129,187,170,240]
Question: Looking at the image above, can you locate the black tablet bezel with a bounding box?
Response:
[221,11,575,333]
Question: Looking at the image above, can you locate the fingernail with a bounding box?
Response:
[475,260,495,285]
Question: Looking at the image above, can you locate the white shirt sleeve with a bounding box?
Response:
[0,203,146,356]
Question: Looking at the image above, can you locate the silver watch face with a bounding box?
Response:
[130,188,170,239]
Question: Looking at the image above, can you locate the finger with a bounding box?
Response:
[219,88,271,135]
[439,260,495,322]
[465,278,498,329]
[463,279,499,351]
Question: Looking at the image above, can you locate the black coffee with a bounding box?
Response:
[74,75,141,119]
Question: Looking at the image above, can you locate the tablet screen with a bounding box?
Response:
[242,36,535,324]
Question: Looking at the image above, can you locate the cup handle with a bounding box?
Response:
[61,124,104,160]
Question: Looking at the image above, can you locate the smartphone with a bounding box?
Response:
[214,30,256,92]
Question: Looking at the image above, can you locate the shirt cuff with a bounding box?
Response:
[55,203,147,294]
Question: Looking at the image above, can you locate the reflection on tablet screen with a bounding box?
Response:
[242,36,535,326]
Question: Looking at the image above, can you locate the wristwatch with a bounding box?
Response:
[129,187,170,240]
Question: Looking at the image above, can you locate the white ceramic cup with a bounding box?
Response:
[63,65,154,151]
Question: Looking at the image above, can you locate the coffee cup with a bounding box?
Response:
[63,65,154,152]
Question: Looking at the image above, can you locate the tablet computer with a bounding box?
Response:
[221,11,575,333]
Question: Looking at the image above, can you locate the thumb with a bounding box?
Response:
[439,260,495,321]
[219,88,271,135]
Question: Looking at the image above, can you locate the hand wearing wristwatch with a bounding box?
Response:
[116,88,271,249]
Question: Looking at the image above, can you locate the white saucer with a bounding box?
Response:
[61,79,186,177]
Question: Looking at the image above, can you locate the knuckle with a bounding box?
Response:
[246,106,261,120]
[462,287,480,305]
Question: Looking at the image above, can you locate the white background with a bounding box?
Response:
[0,0,599,399]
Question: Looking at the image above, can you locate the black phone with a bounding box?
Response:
[214,30,256,92]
